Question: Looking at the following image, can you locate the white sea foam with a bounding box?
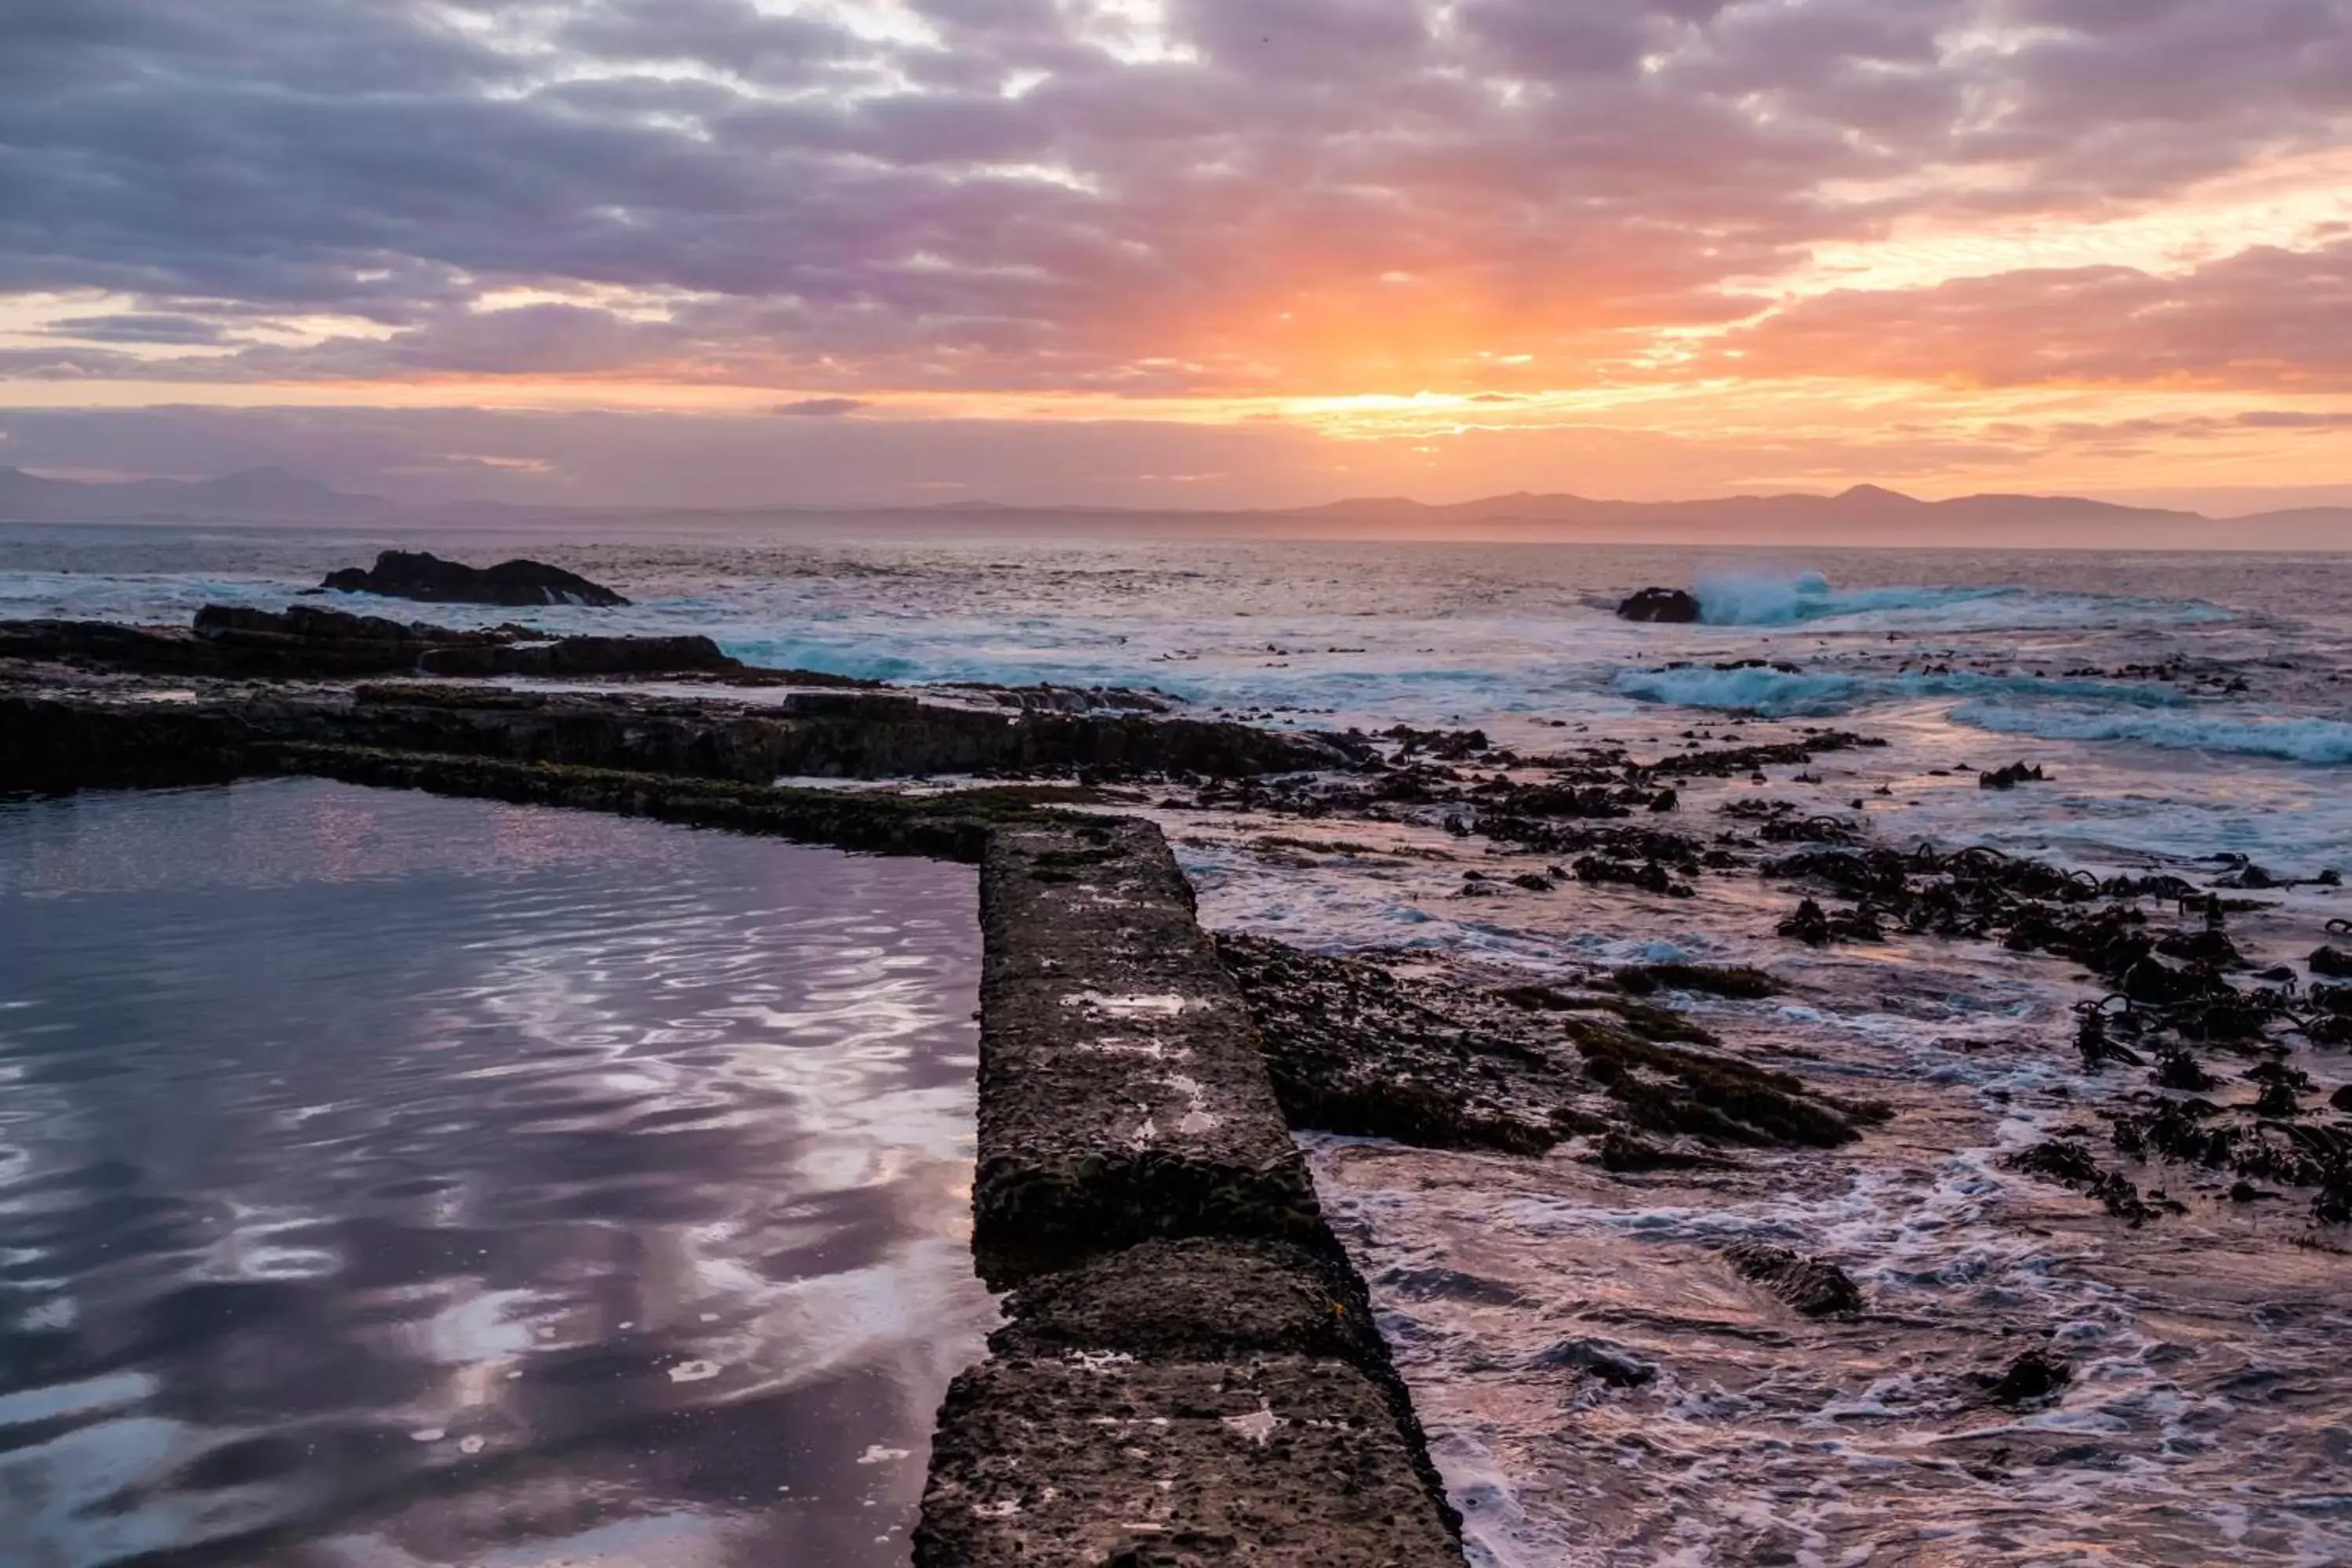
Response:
[1696,569,2009,626]
[1610,664,2180,719]
[1951,701,2352,764]
[1691,569,2230,632]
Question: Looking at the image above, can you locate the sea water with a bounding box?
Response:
[6,521,2352,1564]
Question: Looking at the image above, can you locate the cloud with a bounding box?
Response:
[1707,237,2352,389]
[2237,408,2352,428]
[771,397,871,417]
[41,312,240,345]
[1,0,2347,398]
[9,393,2343,514]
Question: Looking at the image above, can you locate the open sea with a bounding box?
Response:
[5,518,2352,1565]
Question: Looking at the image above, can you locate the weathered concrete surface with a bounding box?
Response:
[267,745,1018,861]
[971,820,1330,1283]
[987,1237,1388,1373]
[978,1235,1456,1518]
[930,822,1465,1565]
[915,1356,1460,1567]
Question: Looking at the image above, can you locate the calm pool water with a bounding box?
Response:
[0,779,990,1566]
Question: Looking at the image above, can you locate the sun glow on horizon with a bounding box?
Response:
[2,0,2348,511]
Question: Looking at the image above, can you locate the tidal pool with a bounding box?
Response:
[0,779,991,1566]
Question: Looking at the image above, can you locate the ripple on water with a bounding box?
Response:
[0,779,991,1567]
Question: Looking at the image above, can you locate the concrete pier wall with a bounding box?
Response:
[917,819,1464,1566]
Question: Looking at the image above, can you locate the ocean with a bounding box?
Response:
[5,518,2351,1565]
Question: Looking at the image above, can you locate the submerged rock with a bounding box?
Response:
[1723,1239,1864,1316]
[1979,760,2046,789]
[1613,962,1784,1000]
[1617,586,1703,623]
[321,550,630,608]
[1590,1131,1729,1172]
[2005,1139,2182,1225]
[1984,1348,2071,1406]
[1533,1337,1656,1387]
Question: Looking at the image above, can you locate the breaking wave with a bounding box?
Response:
[1951,702,2352,765]
[1691,570,2230,632]
[1611,665,2181,719]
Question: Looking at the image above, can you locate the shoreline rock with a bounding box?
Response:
[6,607,848,687]
[1617,586,1703,622]
[2,609,501,679]
[416,633,739,679]
[2,675,1354,796]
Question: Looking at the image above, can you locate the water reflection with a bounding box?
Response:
[0,780,992,1566]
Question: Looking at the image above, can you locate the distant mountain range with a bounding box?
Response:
[2,466,2346,548]
[1279,483,2352,547]
[0,466,395,524]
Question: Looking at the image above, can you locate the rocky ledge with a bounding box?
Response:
[0,604,758,683]
[2,669,1352,796]
[321,548,630,607]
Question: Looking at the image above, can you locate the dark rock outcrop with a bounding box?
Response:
[0,695,249,791]
[8,608,782,685]
[1217,932,1882,1160]
[2,619,241,677]
[191,603,517,677]
[321,550,629,608]
[1617,586,1703,623]
[4,681,1352,801]
[1,607,507,679]
[415,634,739,679]
[194,603,488,645]
[321,685,1345,784]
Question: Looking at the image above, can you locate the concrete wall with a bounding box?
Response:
[916,819,1465,1566]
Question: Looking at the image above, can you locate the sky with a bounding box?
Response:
[2,0,2350,513]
